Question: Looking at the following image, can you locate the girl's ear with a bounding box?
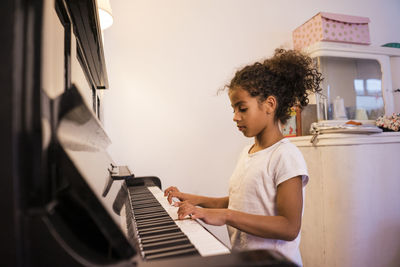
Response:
[263,95,277,115]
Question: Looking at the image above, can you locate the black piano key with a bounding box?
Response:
[145,247,199,260]
[130,191,152,196]
[130,187,150,193]
[137,200,159,204]
[130,193,151,198]
[131,191,156,196]
[141,237,191,251]
[136,218,174,227]
[135,215,172,222]
[131,196,154,201]
[144,243,195,255]
[134,212,170,220]
[136,218,174,226]
[139,231,187,243]
[133,206,166,213]
[132,202,162,209]
[138,224,179,234]
[132,202,161,208]
[138,222,177,230]
[136,220,175,229]
[135,216,171,224]
[133,206,162,212]
[138,225,180,238]
[133,206,164,213]
[135,218,172,225]
[135,213,164,218]
[133,207,166,215]
[131,196,153,201]
[132,203,160,208]
[144,244,198,260]
[135,213,168,219]
[134,210,166,217]
[131,193,156,197]
[132,202,161,209]
[133,202,159,208]
[141,235,189,247]
[131,198,159,204]
[132,203,162,209]
[134,209,168,216]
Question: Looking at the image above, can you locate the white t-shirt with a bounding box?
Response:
[227,138,308,266]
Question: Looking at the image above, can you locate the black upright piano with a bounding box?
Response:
[1,0,297,266]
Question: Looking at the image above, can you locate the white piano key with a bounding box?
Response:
[147,186,230,257]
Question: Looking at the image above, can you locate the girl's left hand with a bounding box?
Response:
[175,201,227,226]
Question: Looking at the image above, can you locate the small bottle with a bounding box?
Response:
[333,96,347,120]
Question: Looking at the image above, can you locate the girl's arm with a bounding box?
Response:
[176,176,303,241]
[164,186,229,208]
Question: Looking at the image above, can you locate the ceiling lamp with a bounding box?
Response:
[97,0,113,30]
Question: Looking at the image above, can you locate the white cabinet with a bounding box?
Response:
[291,133,400,267]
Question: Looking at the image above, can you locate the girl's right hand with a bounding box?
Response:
[175,201,227,226]
[164,186,187,205]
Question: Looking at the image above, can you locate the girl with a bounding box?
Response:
[164,49,322,266]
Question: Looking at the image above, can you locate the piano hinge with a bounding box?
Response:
[102,164,134,197]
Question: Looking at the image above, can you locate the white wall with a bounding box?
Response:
[101,0,400,244]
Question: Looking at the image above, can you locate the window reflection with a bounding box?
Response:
[353,78,384,119]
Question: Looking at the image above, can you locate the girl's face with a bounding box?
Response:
[229,87,272,138]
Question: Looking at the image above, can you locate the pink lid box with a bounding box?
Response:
[293,12,371,50]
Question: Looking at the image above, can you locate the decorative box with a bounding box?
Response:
[293,12,371,50]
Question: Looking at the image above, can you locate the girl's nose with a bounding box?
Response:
[233,112,240,122]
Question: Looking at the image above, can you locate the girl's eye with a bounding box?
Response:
[232,107,247,113]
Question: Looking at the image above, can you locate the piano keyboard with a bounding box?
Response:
[123,185,230,261]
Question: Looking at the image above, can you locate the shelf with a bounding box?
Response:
[304,41,400,57]
[290,131,400,147]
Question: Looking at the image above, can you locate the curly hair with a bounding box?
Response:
[226,49,322,124]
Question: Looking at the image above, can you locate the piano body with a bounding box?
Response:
[1,0,297,266]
